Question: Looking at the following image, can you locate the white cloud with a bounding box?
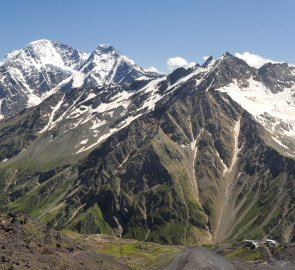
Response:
[166,57,196,71]
[144,66,159,73]
[202,56,210,61]
[235,52,279,68]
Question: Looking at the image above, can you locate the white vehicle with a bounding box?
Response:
[265,239,278,246]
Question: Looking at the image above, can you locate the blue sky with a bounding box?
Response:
[1,0,295,72]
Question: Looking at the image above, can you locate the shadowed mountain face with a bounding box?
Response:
[0,51,295,246]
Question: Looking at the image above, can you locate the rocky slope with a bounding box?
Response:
[0,52,294,246]
[0,212,130,270]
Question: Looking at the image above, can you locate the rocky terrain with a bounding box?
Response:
[0,212,131,270]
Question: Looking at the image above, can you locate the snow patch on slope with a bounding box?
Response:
[72,72,85,88]
[218,77,295,132]
[39,95,65,133]
[75,66,213,154]
[217,76,295,157]
[0,99,4,119]
[229,118,241,171]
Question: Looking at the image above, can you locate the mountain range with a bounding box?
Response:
[0,40,294,246]
[0,39,158,118]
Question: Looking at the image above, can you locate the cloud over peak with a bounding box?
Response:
[166,57,196,71]
[234,52,279,68]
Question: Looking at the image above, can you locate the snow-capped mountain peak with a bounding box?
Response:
[1,39,88,73]
[78,44,158,87]
[92,44,145,73]
[0,40,160,118]
[23,40,70,70]
[28,38,51,45]
[0,40,89,117]
[202,56,215,68]
[95,44,116,53]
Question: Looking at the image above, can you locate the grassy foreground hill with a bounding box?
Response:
[64,231,184,270]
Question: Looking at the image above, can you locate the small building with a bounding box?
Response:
[243,239,259,249]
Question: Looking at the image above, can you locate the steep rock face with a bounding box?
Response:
[258,62,295,93]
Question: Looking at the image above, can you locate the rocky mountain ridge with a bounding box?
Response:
[0,47,294,247]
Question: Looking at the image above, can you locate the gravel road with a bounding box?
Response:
[163,247,237,270]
